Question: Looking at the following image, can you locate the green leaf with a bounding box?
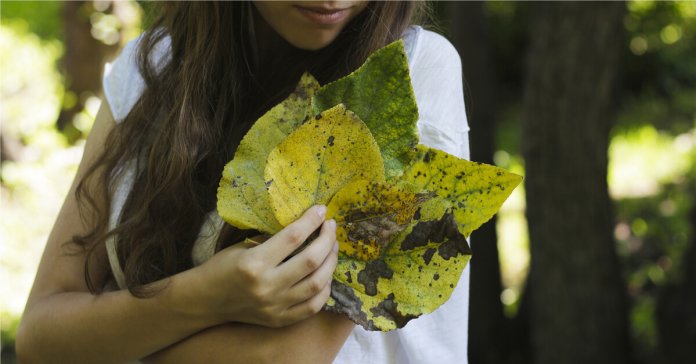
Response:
[265,104,385,226]
[399,145,524,237]
[313,40,419,180]
[217,73,320,233]
[325,180,471,331]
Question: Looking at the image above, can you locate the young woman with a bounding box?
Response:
[17,2,471,363]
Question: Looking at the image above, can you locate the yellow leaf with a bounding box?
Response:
[325,181,471,331]
[217,74,320,233]
[327,180,430,261]
[266,104,385,226]
[399,145,523,237]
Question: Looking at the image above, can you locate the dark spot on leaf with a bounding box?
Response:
[326,280,372,329]
[370,293,418,329]
[436,214,472,259]
[357,260,393,296]
[231,179,238,188]
[315,113,322,120]
[423,248,436,265]
[346,210,407,251]
[401,212,471,261]
[327,135,335,146]
[264,179,273,189]
[413,208,421,220]
[345,271,353,283]
[423,150,435,163]
[433,273,440,281]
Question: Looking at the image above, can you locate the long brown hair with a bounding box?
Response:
[75,1,426,295]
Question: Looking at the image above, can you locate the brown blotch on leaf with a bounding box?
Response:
[436,216,472,259]
[422,248,436,265]
[357,260,393,296]
[400,212,470,259]
[326,280,372,329]
[370,293,418,329]
[346,211,407,251]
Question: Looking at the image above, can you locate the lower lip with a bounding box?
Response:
[296,7,350,25]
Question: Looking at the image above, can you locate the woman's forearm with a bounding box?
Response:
[16,268,218,364]
[144,312,355,364]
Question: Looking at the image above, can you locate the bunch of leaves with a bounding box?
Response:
[217,40,522,331]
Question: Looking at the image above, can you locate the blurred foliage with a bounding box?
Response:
[0,20,83,355]
[1,1,143,355]
[0,1,63,41]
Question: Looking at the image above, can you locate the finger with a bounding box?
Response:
[283,278,332,321]
[253,205,327,265]
[276,218,337,286]
[284,241,338,305]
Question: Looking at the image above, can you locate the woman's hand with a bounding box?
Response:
[196,205,338,328]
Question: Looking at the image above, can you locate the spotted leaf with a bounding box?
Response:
[265,104,385,226]
[324,180,471,331]
[217,73,320,233]
[399,145,524,237]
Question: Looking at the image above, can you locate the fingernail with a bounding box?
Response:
[332,242,339,253]
[327,219,336,229]
[316,205,327,218]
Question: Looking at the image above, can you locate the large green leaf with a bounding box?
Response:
[217,74,320,233]
[313,40,419,180]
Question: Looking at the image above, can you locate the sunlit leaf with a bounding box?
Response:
[265,104,385,226]
[313,40,419,180]
[217,73,320,233]
[215,41,521,333]
[324,180,471,331]
[399,145,524,237]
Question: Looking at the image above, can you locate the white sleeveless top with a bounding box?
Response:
[103,26,470,364]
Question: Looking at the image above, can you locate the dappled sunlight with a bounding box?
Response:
[493,152,529,314]
[609,124,696,199]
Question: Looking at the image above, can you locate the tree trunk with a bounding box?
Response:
[58,1,119,134]
[521,2,629,364]
[448,2,508,364]
[657,186,696,364]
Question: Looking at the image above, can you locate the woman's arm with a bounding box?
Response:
[15,99,347,364]
[145,313,354,364]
